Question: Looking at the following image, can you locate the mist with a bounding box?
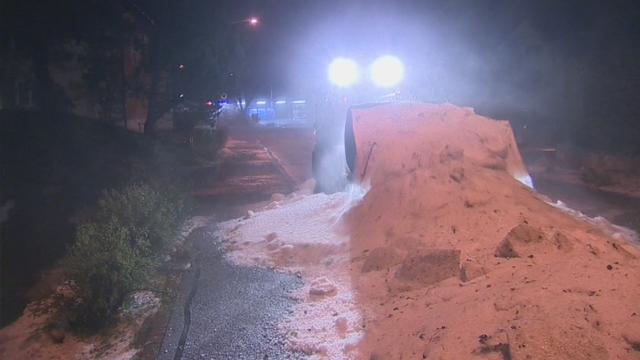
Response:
[253,0,640,153]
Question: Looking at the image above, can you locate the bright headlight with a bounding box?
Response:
[370,55,404,88]
[328,57,359,87]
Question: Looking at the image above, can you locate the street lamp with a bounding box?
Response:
[231,16,260,27]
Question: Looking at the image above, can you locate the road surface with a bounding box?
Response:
[159,120,313,360]
[532,177,640,236]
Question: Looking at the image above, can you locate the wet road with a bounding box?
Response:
[225,119,313,186]
[159,228,303,360]
[533,177,640,235]
[159,121,312,360]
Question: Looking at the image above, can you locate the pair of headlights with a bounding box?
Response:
[328,55,404,88]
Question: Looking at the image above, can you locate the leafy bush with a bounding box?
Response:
[65,184,187,329]
[96,184,186,255]
[66,220,152,328]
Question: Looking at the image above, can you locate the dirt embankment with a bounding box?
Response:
[345,104,640,359]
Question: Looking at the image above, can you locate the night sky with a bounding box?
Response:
[252,1,638,97]
[2,0,639,150]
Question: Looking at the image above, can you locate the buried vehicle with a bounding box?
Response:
[312,54,407,193]
[312,102,534,193]
[313,54,532,192]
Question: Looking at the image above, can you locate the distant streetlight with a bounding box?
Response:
[231,16,260,27]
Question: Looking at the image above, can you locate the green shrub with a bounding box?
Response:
[97,183,186,255]
[66,220,152,328]
[65,183,188,329]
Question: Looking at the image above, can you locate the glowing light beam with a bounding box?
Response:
[328,58,359,87]
[370,55,404,88]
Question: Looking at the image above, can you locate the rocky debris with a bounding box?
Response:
[494,223,547,258]
[494,238,519,258]
[394,249,460,289]
[361,247,403,273]
[271,193,286,202]
[459,260,488,282]
[309,277,337,297]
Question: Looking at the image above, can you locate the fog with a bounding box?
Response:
[252,0,640,152]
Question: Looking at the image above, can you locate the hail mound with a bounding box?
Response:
[345,103,640,359]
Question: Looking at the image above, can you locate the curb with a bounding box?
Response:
[258,141,298,191]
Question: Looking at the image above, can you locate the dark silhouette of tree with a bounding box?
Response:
[0,1,78,112]
[1,0,253,131]
[134,0,254,133]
